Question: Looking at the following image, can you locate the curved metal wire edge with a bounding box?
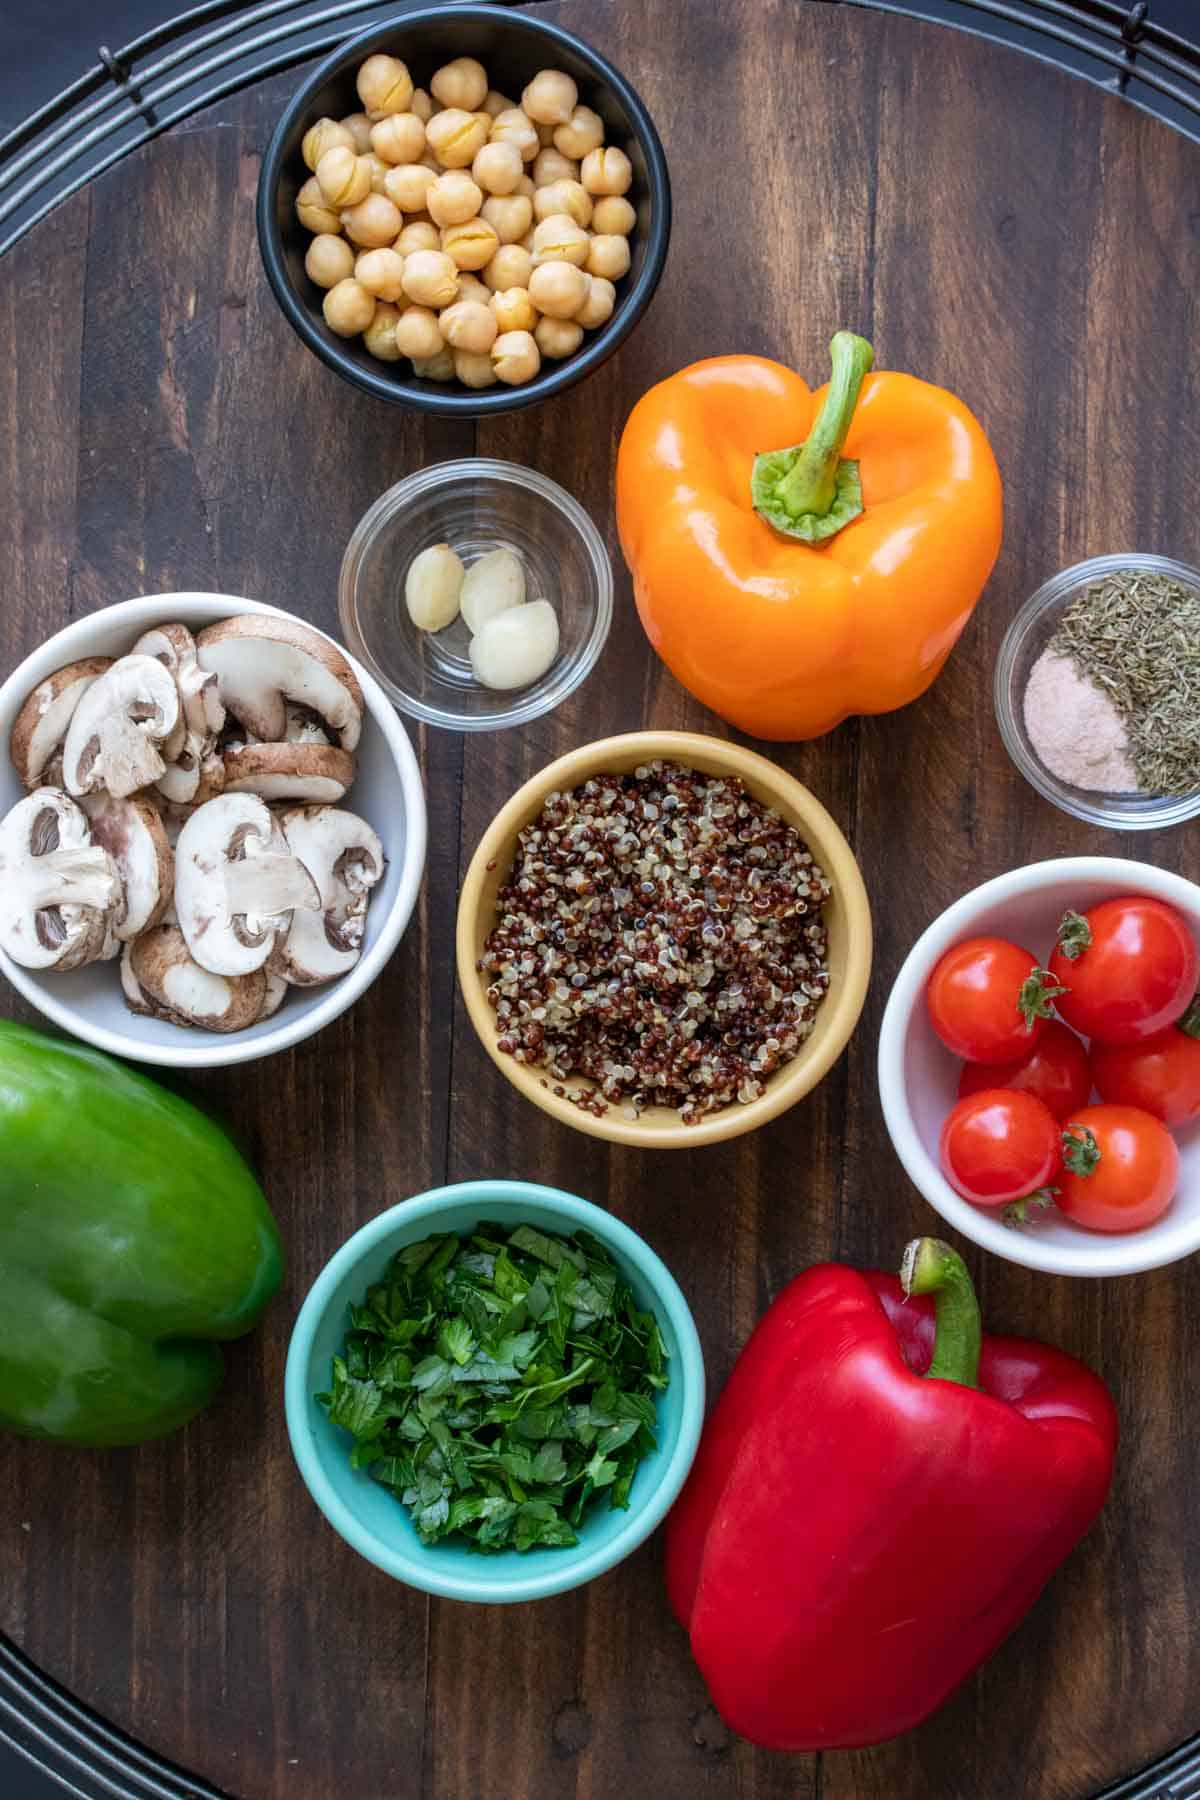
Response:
[0,0,1199,1794]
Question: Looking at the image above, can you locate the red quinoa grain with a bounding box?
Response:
[478,761,832,1122]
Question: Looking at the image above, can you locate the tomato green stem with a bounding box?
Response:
[900,1238,982,1389]
[1178,993,1200,1039]
[750,331,874,544]
[1063,1125,1100,1176]
[1057,910,1092,961]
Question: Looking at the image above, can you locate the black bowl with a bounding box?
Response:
[256,4,671,416]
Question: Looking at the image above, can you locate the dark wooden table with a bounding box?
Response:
[2,2,1200,1796]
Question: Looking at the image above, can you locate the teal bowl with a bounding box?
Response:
[285,1180,705,1603]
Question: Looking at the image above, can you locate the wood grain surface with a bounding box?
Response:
[1,2,1200,1796]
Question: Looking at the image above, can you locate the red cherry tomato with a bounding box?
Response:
[926,937,1062,1064]
[1091,1003,1200,1126]
[1049,897,1198,1046]
[958,1020,1092,1120]
[1057,1103,1179,1233]
[939,1089,1063,1208]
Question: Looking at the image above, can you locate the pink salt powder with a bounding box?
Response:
[1023,649,1138,793]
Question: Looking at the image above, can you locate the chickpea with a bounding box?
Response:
[363,152,392,195]
[491,329,541,386]
[521,69,578,126]
[410,87,434,123]
[580,145,632,196]
[394,305,445,359]
[483,244,533,292]
[426,108,489,169]
[340,112,373,152]
[341,193,403,247]
[296,176,341,234]
[528,259,588,319]
[482,89,516,119]
[532,147,577,187]
[370,112,426,165]
[316,145,371,207]
[535,315,583,360]
[472,140,523,197]
[533,179,592,228]
[323,278,376,337]
[401,249,460,308]
[574,273,615,329]
[489,108,539,163]
[454,349,497,390]
[531,213,589,267]
[536,120,557,149]
[455,271,492,306]
[364,302,404,361]
[411,345,456,380]
[518,228,536,252]
[430,56,488,112]
[586,234,631,281]
[491,286,537,334]
[426,170,482,227]
[516,173,536,198]
[591,194,635,237]
[480,193,532,244]
[439,300,498,354]
[441,218,500,272]
[383,162,436,212]
[396,218,440,255]
[553,104,604,159]
[357,53,413,119]
[302,117,354,171]
[305,233,355,289]
[355,246,407,301]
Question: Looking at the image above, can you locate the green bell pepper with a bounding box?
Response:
[0,1021,283,1447]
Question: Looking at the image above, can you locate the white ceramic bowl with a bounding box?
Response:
[0,593,427,1068]
[878,858,1200,1276]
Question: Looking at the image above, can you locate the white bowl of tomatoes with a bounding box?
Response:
[878,858,1200,1276]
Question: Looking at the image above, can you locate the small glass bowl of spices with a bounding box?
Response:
[995,553,1200,830]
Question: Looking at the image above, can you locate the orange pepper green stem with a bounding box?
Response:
[751,331,875,542]
[615,339,1004,742]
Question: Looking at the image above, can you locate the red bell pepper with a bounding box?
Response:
[665,1239,1117,1751]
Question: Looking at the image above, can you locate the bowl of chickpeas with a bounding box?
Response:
[256,3,670,412]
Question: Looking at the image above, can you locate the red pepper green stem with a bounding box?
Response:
[750,332,875,544]
[900,1238,982,1389]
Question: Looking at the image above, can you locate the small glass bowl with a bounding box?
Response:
[338,460,613,732]
[994,551,1200,831]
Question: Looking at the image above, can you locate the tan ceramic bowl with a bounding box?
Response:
[455,731,872,1148]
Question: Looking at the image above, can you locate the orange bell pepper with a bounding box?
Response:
[615,333,1003,741]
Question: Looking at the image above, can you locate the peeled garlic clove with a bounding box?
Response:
[405,543,465,631]
[469,600,559,690]
[460,548,526,634]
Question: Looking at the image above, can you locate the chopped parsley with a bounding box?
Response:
[317,1221,669,1554]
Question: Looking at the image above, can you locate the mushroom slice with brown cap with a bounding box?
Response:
[0,789,123,970]
[284,704,330,746]
[195,616,364,750]
[132,624,226,741]
[258,969,289,1020]
[127,924,266,1031]
[80,792,173,941]
[62,655,181,799]
[272,806,385,985]
[222,742,356,803]
[9,657,114,790]
[175,793,321,976]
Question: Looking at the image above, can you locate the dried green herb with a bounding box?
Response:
[1049,570,1200,797]
[317,1221,669,1554]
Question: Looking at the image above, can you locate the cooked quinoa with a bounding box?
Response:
[478,761,832,1123]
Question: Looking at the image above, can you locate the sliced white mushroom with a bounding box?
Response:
[284,704,330,746]
[258,969,289,1020]
[0,789,123,970]
[62,655,181,798]
[132,623,225,740]
[80,792,173,941]
[196,616,364,750]
[272,805,385,985]
[222,742,356,803]
[9,658,115,791]
[175,793,320,976]
[127,924,266,1031]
